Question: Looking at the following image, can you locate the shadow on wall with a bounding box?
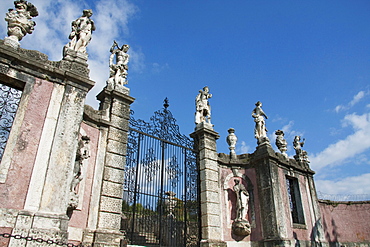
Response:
[293,232,301,247]
[318,216,341,247]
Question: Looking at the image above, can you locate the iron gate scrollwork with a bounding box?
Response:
[0,83,22,161]
[122,98,199,247]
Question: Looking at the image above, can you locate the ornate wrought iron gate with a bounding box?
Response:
[122,99,199,247]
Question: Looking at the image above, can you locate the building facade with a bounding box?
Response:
[0,3,369,246]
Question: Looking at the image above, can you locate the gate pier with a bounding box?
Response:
[89,86,135,246]
[191,122,227,247]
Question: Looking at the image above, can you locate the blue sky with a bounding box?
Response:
[1,0,370,199]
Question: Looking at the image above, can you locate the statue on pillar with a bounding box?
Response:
[293,136,308,163]
[232,178,251,236]
[69,135,90,209]
[107,41,130,87]
[195,86,212,125]
[275,129,288,159]
[4,0,38,48]
[226,128,238,159]
[252,101,269,145]
[64,9,95,57]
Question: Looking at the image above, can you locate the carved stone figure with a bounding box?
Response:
[4,0,38,48]
[69,135,90,209]
[65,9,95,54]
[107,41,130,87]
[293,136,308,163]
[227,128,237,159]
[233,179,249,221]
[252,101,269,144]
[232,178,251,236]
[293,136,304,155]
[164,191,177,217]
[275,129,288,159]
[195,86,212,124]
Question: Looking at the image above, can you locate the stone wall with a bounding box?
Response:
[319,200,370,246]
[215,143,326,247]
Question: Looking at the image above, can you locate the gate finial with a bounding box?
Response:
[163,97,169,109]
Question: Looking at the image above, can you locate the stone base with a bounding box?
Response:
[105,82,130,95]
[63,47,88,63]
[200,239,227,247]
[8,211,69,247]
[195,121,214,131]
[4,37,20,49]
[88,229,125,247]
[257,136,270,146]
[232,219,251,236]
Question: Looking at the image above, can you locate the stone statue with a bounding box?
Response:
[232,178,251,236]
[275,130,288,159]
[164,191,177,217]
[4,0,38,48]
[293,136,307,163]
[227,128,238,159]
[252,101,269,144]
[65,9,95,54]
[293,136,304,155]
[69,135,90,209]
[195,86,212,125]
[107,41,130,87]
[233,179,249,221]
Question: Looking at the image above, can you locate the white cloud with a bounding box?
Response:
[334,90,369,113]
[238,141,250,154]
[316,173,370,199]
[151,62,169,74]
[310,112,370,171]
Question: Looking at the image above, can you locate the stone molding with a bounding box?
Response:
[0,39,95,91]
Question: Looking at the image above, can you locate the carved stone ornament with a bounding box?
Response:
[232,178,251,236]
[251,101,269,145]
[293,135,308,163]
[107,41,130,88]
[68,135,90,209]
[64,9,95,57]
[226,128,237,159]
[275,129,288,159]
[232,220,251,236]
[4,0,38,48]
[195,86,212,125]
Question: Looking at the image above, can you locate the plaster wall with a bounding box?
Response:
[319,201,370,244]
[279,169,315,242]
[0,78,53,210]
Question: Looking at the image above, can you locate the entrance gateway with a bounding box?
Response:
[122,98,200,247]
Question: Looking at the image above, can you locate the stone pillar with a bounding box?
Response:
[252,143,290,247]
[190,122,226,247]
[89,86,134,247]
[306,175,328,246]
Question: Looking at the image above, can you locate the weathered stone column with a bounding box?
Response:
[191,122,226,247]
[306,175,328,246]
[88,86,134,247]
[252,143,290,247]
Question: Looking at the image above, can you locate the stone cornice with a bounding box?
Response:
[0,40,95,92]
